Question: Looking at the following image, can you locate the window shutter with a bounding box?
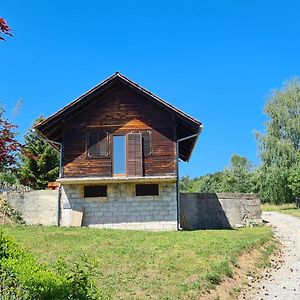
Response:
[87,133,98,158]
[142,131,152,156]
[99,132,109,157]
[127,132,143,177]
[87,132,109,158]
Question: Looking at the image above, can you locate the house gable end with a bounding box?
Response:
[36,73,201,162]
[62,85,177,178]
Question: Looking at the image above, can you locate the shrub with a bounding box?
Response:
[0,229,100,299]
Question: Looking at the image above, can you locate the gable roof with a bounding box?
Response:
[35,72,202,161]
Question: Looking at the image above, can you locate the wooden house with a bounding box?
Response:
[35,72,202,230]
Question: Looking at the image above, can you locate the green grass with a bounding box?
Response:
[261,203,300,218]
[255,239,278,269]
[3,226,273,300]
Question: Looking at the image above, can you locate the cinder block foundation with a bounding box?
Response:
[60,182,178,231]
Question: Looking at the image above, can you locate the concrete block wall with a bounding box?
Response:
[61,182,177,231]
[3,189,261,231]
[180,193,261,230]
[2,190,58,225]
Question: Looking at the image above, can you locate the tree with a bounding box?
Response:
[228,154,252,174]
[198,172,225,192]
[0,105,20,173]
[288,164,300,202]
[221,154,256,193]
[18,117,59,189]
[0,18,12,41]
[256,78,300,203]
[180,175,190,191]
[180,173,224,193]
[180,154,257,193]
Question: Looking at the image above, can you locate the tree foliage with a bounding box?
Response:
[180,172,224,193]
[0,106,20,173]
[288,164,300,200]
[221,154,255,193]
[180,154,257,193]
[18,117,59,189]
[256,78,300,203]
[0,18,12,41]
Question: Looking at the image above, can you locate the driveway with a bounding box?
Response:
[240,212,300,300]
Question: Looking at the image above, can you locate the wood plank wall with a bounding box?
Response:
[63,85,176,177]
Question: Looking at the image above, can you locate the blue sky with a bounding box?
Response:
[1,1,300,177]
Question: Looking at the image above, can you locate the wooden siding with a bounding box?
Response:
[62,84,176,177]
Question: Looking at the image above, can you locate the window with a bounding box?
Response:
[87,132,109,158]
[142,131,153,156]
[84,185,107,197]
[113,135,126,175]
[136,184,159,196]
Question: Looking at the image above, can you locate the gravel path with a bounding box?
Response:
[241,212,300,300]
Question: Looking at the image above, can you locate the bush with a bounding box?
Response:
[0,229,100,299]
[0,172,18,185]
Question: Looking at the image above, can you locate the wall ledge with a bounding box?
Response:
[57,176,176,185]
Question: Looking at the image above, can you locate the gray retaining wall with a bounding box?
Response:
[180,192,262,230]
[2,189,262,231]
[2,190,58,225]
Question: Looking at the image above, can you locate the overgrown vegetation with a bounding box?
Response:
[0,229,99,299]
[4,225,273,299]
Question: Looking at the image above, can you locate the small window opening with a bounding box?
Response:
[136,184,159,196]
[84,185,107,198]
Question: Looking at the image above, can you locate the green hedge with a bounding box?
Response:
[0,229,100,300]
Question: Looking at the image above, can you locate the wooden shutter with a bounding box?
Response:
[127,132,143,177]
[142,131,152,156]
[87,132,109,158]
[99,132,109,157]
[87,132,98,158]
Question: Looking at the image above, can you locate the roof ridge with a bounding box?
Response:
[116,73,201,125]
[35,72,201,129]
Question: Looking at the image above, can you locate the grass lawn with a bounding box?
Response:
[261,203,300,218]
[4,226,273,299]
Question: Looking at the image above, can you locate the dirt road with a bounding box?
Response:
[240,212,300,300]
